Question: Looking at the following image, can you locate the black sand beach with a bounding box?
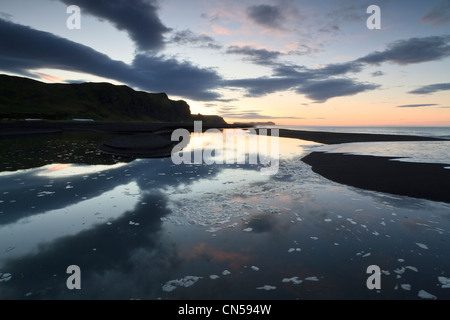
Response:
[272,128,450,204]
[302,152,450,204]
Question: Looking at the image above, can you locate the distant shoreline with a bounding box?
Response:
[0,120,252,136]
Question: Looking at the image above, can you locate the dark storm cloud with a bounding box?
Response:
[0,18,131,78]
[130,54,222,100]
[226,46,281,64]
[396,104,439,108]
[315,62,363,76]
[224,77,304,97]
[408,83,450,95]
[357,36,450,65]
[56,0,170,51]
[296,78,380,103]
[224,60,373,101]
[170,29,222,49]
[0,19,221,101]
[246,4,284,29]
[422,1,450,26]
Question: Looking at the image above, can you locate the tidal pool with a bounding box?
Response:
[0,131,449,300]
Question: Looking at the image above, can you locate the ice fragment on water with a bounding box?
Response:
[415,243,428,250]
[282,277,303,285]
[405,266,418,272]
[394,267,405,275]
[256,285,276,291]
[251,266,260,271]
[310,237,318,240]
[209,275,220,280]
[305,277,319,281]
[243,228,253,232]
[401,284,411,291]
[222,270,231,276]
[162,276,202,292]
[438,277,450,288]
[0,273,12,282]
[418,290,436,300]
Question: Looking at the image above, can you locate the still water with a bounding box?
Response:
[0,130,449,300]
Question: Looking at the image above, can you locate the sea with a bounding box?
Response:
[0,126,449,300]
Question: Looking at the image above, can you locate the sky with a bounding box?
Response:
[0,0,449,126]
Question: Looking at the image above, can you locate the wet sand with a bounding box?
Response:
[274,129,450,204]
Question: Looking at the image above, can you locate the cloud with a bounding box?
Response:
[422,1,450,26]
[224,77,304,97]
[170,29,222,49]
[396,104,439,108]
[357,36,450,65]
[409,83,450,95]
[0,12,13,21]
[315,62,363,76]
[371,71,384,77]
[56,0,170,51]
[226,45,281,64]
[246,4,284,29]
[0,18,221,101]
[296,78,380,103]
[217,106,303,120]
[129,54,222,100]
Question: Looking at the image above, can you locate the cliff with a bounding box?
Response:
[0,74,196,122]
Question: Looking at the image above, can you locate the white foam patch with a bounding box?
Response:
[401,284,411,291]
[405,266,418,272]
[256,285,276,291]
[209,275,220,280]
[222,270,231,276]
[310,237,318,240]
[416,243,429,250]
[243,228,253,232]
[438,277,450,288]
[162,276,202,292]
[418,290,437,300]
[282,277,303,285]
[394,267,405,275]
[305,276,319,281]
[324,219,332,222]
[0,273,12,282]
[251,266,260,271]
